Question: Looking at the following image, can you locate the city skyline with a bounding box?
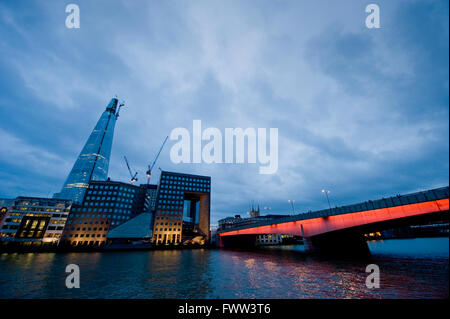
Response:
[0,0,448,225]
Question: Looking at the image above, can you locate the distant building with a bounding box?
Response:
[249,204,260,218]
[256,234,282,245]
[218,214,290,230]
[60,180,146,246]
[218,215,243,229]
[152,171,211,245]
[54,98,122,204]
[0,197,72,244]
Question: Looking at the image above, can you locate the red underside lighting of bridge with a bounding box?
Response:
[219,198,449,239]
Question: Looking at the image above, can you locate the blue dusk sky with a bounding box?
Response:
[0,0,448,225]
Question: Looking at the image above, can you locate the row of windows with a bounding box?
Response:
[70,212,131,219]
[72,207,131,213]
[16,201,68,208]
[161,180,209,187]
[89,184,136,192]
[67,227,107,232]
[160,185,210,193]
[155,216,181,220]
[155,222,182,226]
[85,196,133,203]
[44,233,61,238]
[47,226,64,231]
[160,194,183,200]
[14,207,65,212]
[6,218,22,223]
[82,201,132,208]
[67,233,106,238]
[112,215,130,220]
[160,190,183,195]
[157,211,183,216]
[158,205,183,211]
[85,196,134,203]
[258,234,280,239]
[50,220,65,224]
[258,239,281,243]
[67,220,109,225]
[15,207,68,212]
[162,175,209,182]
[155,228,181,232]
[160,200,183,204]
[68,240,106,245]
[155,214,182,221]
[3,215,66,224]
[7,213,21,217]
[1,225,19,229]
[19,213,52,217]
[86,191,135,198]
[155,234,181,241]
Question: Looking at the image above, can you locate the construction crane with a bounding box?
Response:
[146,136,168,185]
[123,156,138,184]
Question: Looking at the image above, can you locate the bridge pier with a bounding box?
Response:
[303,231,370,256]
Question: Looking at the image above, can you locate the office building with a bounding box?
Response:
[152,171,211,245]
[60,180,146,246]
[0,197,72,244]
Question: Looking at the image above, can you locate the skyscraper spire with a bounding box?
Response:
[53,97,122,203]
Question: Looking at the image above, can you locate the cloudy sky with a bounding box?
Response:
[0,0,448,225]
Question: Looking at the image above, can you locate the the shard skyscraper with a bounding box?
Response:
[53,98,122,203]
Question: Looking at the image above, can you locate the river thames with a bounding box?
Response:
[0,237,448,299]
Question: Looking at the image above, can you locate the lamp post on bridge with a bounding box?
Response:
[321,189,332,213]
[288,200,296,215]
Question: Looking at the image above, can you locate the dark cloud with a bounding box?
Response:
[0,0,448,224]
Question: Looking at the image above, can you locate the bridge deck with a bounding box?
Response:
[218,186,449,235]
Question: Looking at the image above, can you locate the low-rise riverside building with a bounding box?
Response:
[0,197,72,245]
[256,234,283,245]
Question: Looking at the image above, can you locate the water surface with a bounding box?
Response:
[0,238,448,298]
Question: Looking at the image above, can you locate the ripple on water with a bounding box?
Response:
[0,238,448,298]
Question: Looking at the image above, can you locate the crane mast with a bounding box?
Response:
[123,155,138,184]
[147,136,168,185]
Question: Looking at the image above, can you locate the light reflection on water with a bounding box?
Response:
[0,238,448,299]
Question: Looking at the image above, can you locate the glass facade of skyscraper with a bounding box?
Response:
[53,98,120,204]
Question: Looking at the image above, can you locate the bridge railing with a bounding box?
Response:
[218,186,449,233]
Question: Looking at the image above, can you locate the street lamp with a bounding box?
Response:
[288,200,296,215]
[321,189,332,213]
